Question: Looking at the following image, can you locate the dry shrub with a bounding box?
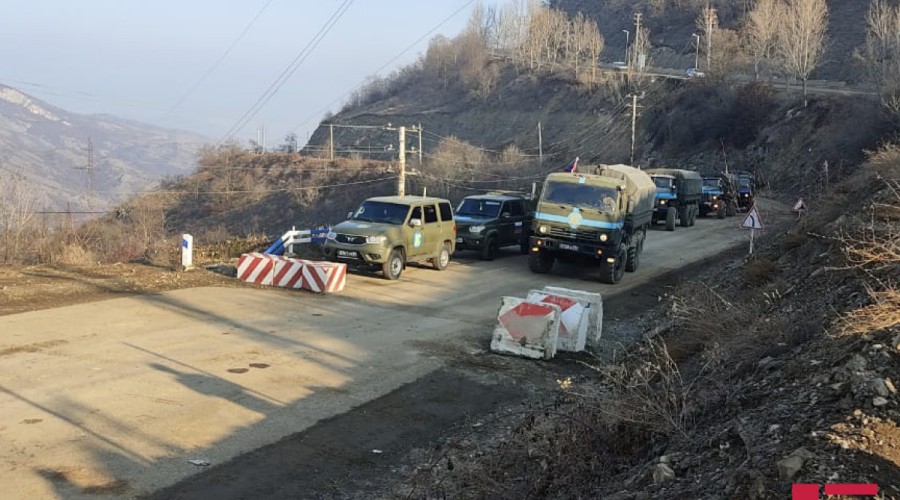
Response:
[742,257,778,285]
[781,231,808,252]
[841,288,900,335]
[666,281,749,361]
[57,244,97,266]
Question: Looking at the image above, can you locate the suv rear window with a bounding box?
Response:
[439,202,453,221]
[424,204,438,224]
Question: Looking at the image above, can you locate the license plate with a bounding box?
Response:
[337,250,358,259]
[559,243,578,251]
[456,237,463,243]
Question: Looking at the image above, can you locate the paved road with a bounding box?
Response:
[0,207,778,499]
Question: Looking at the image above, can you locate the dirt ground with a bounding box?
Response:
[0,263,242,317]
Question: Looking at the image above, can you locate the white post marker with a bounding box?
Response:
[740,205,764,255]
[181,234,194,270]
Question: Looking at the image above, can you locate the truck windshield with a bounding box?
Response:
[542,181,617,211]
[702,178,720,187]
[456,199,501,217]
[351,201,409,225]
[652,177,674,189]
[738,178,751,188]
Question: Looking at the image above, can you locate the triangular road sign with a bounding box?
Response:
[741,206,765,230]
[792,198,807,211]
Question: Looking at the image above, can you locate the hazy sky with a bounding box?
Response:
[1,1,499,146]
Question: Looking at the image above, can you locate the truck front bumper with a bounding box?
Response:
[529,236,609,259]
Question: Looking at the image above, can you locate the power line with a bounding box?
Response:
[220,0,355,144]
[290,0,476,135]
[164,0,277,119]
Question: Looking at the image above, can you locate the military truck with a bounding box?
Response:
[528,164,655,284]
[699,175,727,219]
[736,170,755,210]
[645,168,702,231]
[454,191,534,260]
[323,195,456,280]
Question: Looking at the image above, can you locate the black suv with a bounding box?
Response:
[454,192,534,260]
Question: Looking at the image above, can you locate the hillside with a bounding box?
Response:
[0,84,206,211]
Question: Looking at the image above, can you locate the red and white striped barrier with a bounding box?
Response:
[490,296,561,360]
[526,289,588,352]
[237,253,275,286]
[542,286,603,352]
[237,254,346,294]
[300,260,347,294]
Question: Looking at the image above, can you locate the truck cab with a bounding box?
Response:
[736,172,754,210]
[700,176,725,218]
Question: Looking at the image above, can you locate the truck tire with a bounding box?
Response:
[679,206,689,227]
[726,199,738,216]
[480,236,499,261]
[382,248,404,280]
[432,242,451,270]
[665,207,676,231]
[625,239,641,272]
[528,250,554,274]
[600,246,626,284]
[717,204,726,219]
[689,205,697,226]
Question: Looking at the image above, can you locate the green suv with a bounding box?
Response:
[454,192,534,260]
[323,196,457,280]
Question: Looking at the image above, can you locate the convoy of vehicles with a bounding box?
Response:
[454,191,534,260]
[316,164,755,283]
[645,168,702,231]
[527,164,655,284]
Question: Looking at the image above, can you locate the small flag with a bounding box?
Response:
[563,157,579,173]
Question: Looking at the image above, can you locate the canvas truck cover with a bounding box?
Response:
[591,164,656,229]
[644,168,703,203]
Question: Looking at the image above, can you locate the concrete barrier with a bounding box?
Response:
[237,253,275,285]
[526,289,588,352]
[299,260,347,294]
[490,296,561,360]
[542,286,603,352]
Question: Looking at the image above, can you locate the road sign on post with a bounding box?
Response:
[792,198,807,220]
[181,234,193,270]
[740,206,764,255]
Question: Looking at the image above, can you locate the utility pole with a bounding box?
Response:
[702,5,717,71]
[398,126,406,196]
[74,137,94,209]
[633,12,642,71]
[329,124,334,160]
[628,94,643,167]
[537,121,543,164]
[692,33,700,69]
[417,123,423,165]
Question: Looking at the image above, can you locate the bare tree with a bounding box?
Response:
[631,25,653,74]
[0,170,38,264]
[696,5,719,71]
[744,0,780,79]
[774,0,829,97]
[864,0,900,117]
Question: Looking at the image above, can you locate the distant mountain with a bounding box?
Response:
[0,84,208,211]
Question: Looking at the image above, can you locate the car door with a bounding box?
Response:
[497,201,516,245]
[438,201,456,253]
[421,203,442,256]
[507,199,527,245]
[406,205,425,259]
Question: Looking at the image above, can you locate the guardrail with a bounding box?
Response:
[264,226,330,256]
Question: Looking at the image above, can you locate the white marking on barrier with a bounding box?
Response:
[237,253,274,285]
[273,258,305,289]
[491,297,560,360]
[526,290,588,352]
[542,286,603,352]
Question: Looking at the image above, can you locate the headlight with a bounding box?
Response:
[538,225,549,234]
[326,231,337,240]
[365,235,386,244]
[469,225,485,234]
[599,233,608,242]
[660,199,667,205]
[744,194,749,197]
[711,195,717,200]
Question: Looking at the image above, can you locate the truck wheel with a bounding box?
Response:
[717,205,726,219]
[528,249,554,274]
[432,242,451,270]
[689,205,697,226]
[382,248,404,280]
[665,207,676,231]
[625,240,641,272]
[679,206,689,227]
[600,246,627,284]
[480,237,499,261]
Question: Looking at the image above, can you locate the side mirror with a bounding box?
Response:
[501,212,511,219]
[409,218,422,227]
[347,211,354,219]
